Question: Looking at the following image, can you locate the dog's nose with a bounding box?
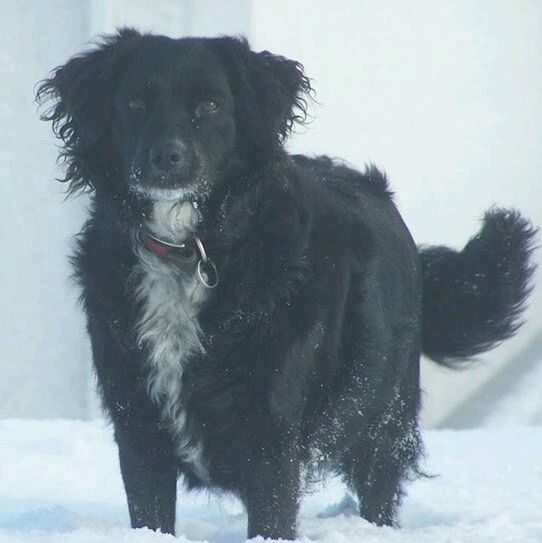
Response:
[149,140,187,173]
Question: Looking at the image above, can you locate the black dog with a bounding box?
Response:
[37,29,536,540]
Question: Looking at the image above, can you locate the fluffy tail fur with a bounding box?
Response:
[420,208,537,367]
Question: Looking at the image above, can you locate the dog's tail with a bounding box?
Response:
[420,208,537,367]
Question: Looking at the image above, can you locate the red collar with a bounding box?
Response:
[144,231,219,288]
[144,233,202,260]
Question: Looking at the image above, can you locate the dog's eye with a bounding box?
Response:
[128,98,145,111]
[198,99,220,114]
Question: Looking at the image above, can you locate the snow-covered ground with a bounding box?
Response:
[0,421,541,542]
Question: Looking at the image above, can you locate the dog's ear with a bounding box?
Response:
[211,37,312,159]
[36,28,141,194]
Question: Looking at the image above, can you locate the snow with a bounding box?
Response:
[0,421,541,542]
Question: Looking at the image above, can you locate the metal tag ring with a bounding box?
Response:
[147,233,187,248]
[194,236,208,261]
[197,258,219,288]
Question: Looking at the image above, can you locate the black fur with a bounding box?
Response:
[421,209,537,366]
[37,29,536,540]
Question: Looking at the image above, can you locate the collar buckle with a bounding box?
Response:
[145,232,219,289]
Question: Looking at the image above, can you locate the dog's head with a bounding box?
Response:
[37,29,311,201]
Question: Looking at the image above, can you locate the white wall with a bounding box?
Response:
[88,0,250,38]
[0,1,92,418]
[249,0,542,425]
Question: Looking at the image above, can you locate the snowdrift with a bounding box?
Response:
[0,420,540,543]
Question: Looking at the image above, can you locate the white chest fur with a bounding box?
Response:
[132,201,209,479]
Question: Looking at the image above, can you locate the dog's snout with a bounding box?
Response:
[149,140,187,173]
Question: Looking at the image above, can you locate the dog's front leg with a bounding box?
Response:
[115,424,177,535]
[88,317,178,535]
[244,443,301,540]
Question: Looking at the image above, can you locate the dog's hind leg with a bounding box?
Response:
[329,319,423,527]
[339,364,423,527]
[343,411,421,525]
